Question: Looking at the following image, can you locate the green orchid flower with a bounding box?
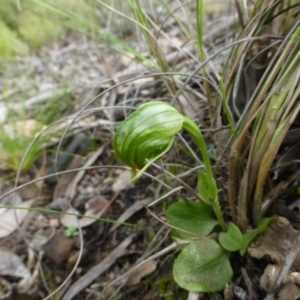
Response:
[114,101,184,180]
[114,101,209,180]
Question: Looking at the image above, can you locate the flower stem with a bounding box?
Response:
[183,117,227,230]
[211,201,227,231]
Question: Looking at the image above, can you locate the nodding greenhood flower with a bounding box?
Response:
[114,101,226,230]
[114,101,202,180]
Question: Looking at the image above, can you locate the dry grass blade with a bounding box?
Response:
[250,50,300,224]
[225,1,300,229]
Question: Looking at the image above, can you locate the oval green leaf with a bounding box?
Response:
[218,222,243,252]
[166,201,218,239]
[173,239,233,292]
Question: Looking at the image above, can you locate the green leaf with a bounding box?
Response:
[173,239,233,292]
[166,201,218,239]
[218,222,243,252]
[64,226,78,238]
[197,172,217,203]
[240,217,275,255]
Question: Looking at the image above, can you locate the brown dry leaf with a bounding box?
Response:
[60,196,111,228]
[248,217,300,299]
[60,207,83,228]
[30,229,51,252]
[278,282,300,300]
[260,265,300,300]
[0,248,30,279]
[85,196,112,215]
[260,264,283,291]
[0,199,33,239]
[126,260,157,286]
[291,272,300,285]
[248,217,300,266]
[42,230,74,264]
[112,169,132,192]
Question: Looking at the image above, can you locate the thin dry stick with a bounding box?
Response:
[102,242,178,300]
[62,234,136,300]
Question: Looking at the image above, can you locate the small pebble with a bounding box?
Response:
[49,218,60,228]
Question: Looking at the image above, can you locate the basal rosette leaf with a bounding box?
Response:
[114,101,184,179]
[173,239,233,292]
[167,201,218,239]
[218,222,243,252]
